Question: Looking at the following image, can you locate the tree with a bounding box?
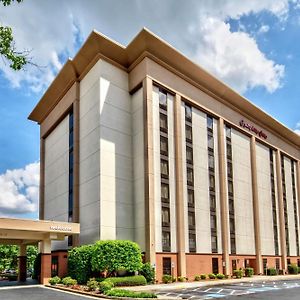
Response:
[0,0,28,70]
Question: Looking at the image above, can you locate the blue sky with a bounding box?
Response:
[0,0,299,219]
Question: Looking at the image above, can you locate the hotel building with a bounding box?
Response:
[29,29,300,280]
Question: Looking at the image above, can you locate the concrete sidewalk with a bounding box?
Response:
[124,274,300,292]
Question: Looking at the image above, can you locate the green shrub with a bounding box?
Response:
[140,262,155,283]
[68,244,94,284]
[162,274,173,284]
[233,269,243,279]
[208,273,216,279]
[105,289,157,298]
[104,275,147,286]
[194,275,201,281]
[62,276,77,286]
[92,240,143,275]
[177,276,185,282]
[87,278,99,291]
[267,268,277,276]
[200,274,207,280]
[99,281,114,293]
[32,253,41,280]
[244,267,254,277]
[216,273,225,279]
[49,276,61,285]
[288,264,298,274]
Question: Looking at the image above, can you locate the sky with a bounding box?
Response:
[0,0,299,220]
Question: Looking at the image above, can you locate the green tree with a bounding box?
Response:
[0,0,28,70]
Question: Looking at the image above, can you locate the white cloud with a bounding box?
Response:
[258,24,270,34]
[0,162,39,217]
[0,0,294,94]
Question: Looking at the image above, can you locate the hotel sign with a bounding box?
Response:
[50,225,72,232]
[239,120,267,140]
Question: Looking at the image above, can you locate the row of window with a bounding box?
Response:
[269,149,279,256]
[68,110,74,247]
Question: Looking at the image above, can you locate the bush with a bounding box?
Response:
[92,240,143,275]
[288,264,298,274]
[104,275,147,287]
[68,244,94,284]
[49,276,61,285]
[233,269,243,279]
[194,275,201,281]
[140,262,155,284]
[200,274,207,280]
[216,273,225,279]
[208,273,216,279]
[87,278,99,291]
[244,267,254,277]
[105,289,157,298]
[177,276,186,282]
[267,268,277,276]
[99,281,114,293]
[62,276,77,286]
[162,274,173,284]
[32,253,41,280]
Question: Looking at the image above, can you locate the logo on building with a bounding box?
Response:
[239,120,267,139]
[50,225,72,232]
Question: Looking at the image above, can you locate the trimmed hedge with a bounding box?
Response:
[233,269,243,278]
[216,273,225,279]
[245,267,254,277]
[140,262,155,283]
[194,275,201,281]
[104,275,147,287]
[87,278,99,291]
[92,240,143,274]
[105,289,157,298]
[208,273,216,279]
[200,274,207,280]
[288,264,298,274]
[62,276,77,286]
[99,281,114,293]
[68,244,94,284]
[49,276,61,285]
[162,274,173,283]
[267,268,277,276]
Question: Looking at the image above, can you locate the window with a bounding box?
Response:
[68,110,74,225]
[160,113,168,131]
[189,233,196,252]
[210,214,217,230]
[162,207,170,226]
[186,146,193,164]
[159,90,167,108]
[230,237,236,254]
[207,116,213,131]
[228,180,233,195]
[187,168,194,185]
[232,260,237,272]
[188,212,195,227]
[211,236,218,253]
[230,218,235,233]
[225,126,231,139]
[209,174,215,190]
[160,137,168,155]
[210,194,216,210]
[227,162,233,178]
[263,259,268,273]
[185,105,192,120]
[162,231,171,252]
[185,125,193,141]
[51,256,59,277]
[161,184,169,202]
[212,258,219,274]
[208,154,214,169]
[161,160,169,178]
[229,199,234,213]
[207,134,214,149]
[68,235,73,247]
[276,258,280,270]
[163,257,171,275]
[188,189,194,206]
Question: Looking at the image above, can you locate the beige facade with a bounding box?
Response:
[29,29,300,279]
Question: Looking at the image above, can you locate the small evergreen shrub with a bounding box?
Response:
[288,264,298,274]
[200,274,207,280]
[216,273,225,279]
[194,275,201,281]
[105,289,157,298]
[62,276,77,286]
[208,273,216,279]
[49,276,61,285]
[162,274,173,283]
[140,262,155,283]
[244,267,254,277]
[177,276,185,282]
[99,281,114,293]
[267,268,277,276]
[87,278,99,291]
[104,275,147,286]
[233,269,243,279]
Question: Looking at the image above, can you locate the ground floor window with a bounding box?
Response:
[51,256,58,277]
[212,258,219,274]
[232,259,237,272]
[276,258,280,270]
[163,257,171,275]
[263,258,267,275]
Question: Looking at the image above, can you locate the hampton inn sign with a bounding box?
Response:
[239,120,268,139]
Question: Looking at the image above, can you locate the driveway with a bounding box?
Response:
[0,286,102,300]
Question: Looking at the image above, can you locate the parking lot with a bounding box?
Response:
[156,279,300,299]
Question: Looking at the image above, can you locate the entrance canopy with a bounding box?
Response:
[0,218,80,245]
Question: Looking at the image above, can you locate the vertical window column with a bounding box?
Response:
[281,155,290,257]
[185,104,196,252]
[270,149,279,255]
[159,88,171,252]
[207,116,218,253]
[225,126,236,254]
[291,161,300,256]
[68,109,74,246]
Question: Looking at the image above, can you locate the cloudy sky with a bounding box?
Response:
[0,0,299,219]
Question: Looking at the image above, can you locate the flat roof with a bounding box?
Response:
[28,28,300,149]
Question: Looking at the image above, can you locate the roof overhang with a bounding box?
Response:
[28,28,300,148]
[0,218,80,245]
